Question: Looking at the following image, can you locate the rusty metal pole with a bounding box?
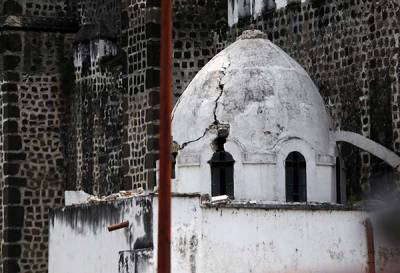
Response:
[365,218,376,273]
[108,221,129,232]
[158,0,173,273]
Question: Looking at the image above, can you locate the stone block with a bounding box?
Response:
[3,93,18,103]
[145,108,159,122]
[3,55,21,70]
[148,90,159,105]
[145,22,160,39]
[4,135,22,151]
[144,153,157,169]
[3,244,21,258]
[3,0,23,15]
[147,40,160,67]
[146,137,159,151]
[0,33,22,53]
[4,152,26,161]
[3,120,18,134]
[123,176,133,190]
[3,105,20,118]
[147,0,160,8]
[122,144,131,158]
[1,83,18,92]
[3,163,20,176]
[4,186,21,204]
[145,68,160,89]
[3,259,20,273]
[146,123,159,136]
[4,206,24,227]
[4,229,22,243]
[4,177,26,187]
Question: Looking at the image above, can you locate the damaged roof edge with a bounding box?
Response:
[201,201,371,211]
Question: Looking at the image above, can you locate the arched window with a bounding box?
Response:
[285,152,307,202]
[208,137,235,198]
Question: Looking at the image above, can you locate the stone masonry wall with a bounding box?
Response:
[120,0,160,191]
[227,0,400,200]
[172,0,228,101]
[68,39,125,195]
[67,0,230,194]
[0,30,73,273]
[0,1,77,273]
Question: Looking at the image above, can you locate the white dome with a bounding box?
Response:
[172,30,333,155]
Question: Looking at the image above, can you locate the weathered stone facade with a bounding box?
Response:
[0,1,77,272]
[66,0,229,194]
[1,0,400,272]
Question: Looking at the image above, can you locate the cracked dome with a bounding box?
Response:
[172,30,333,154]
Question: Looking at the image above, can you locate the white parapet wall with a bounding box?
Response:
[49,196,154,273]
[49,194,400,273]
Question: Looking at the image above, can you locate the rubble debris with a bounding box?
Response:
[84,188,145,204]
[210,195,231,204]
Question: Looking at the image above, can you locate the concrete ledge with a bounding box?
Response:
[201,201,367,211]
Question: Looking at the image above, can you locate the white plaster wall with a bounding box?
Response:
[50,195,400,273]
[153,196,203,273]
[199,207,369,273]
[275,138,336,203]
[174,138,336,203]
[49,197,153,273]
[237,163,276,200]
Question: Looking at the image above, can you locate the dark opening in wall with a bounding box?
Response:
[208,137,235,198]
[285,152,307,202]
[336,157,341,204]
[171,152,177,179]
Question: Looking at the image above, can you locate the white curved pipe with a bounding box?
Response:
[334,131,400,171]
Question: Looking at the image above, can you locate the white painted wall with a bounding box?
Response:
[50,195,400,273]
[173,138,338,203]
[200,208,368,273]
[49,197,153,273]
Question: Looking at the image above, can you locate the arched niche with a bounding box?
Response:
[285,151,307,202]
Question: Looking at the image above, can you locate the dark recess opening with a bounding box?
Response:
[208,137,235,198]
[336,157,341,204]
[285,151,307,202]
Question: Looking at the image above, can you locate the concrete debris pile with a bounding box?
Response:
[64,189,145,206]
[86,188,145,204]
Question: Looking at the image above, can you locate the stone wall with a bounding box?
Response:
[119,0,160,191]
[227,0,400,199]
[66,0,230,194]
[172,0,228,101]
[0,1,77,272]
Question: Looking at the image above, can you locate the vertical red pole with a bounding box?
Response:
[158,0,172,273]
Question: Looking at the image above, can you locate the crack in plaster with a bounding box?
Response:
[180,128,209,150]
[213,60,231,124]
[178,59,232,151]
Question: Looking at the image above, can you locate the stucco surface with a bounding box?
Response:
[49,195,400,273]
[172,31,333,156]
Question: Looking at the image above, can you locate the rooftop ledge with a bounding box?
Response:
[165,192,368,211]
[62,191,370,212]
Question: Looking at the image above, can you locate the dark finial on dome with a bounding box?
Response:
[236,29,268,41]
